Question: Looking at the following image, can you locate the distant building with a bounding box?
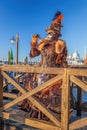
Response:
[67,50,84,65]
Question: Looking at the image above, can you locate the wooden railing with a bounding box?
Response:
[0,65,87,130]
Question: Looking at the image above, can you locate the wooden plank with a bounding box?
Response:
[70,75,87,92]
[0,112,9,119]
[0,112,60,130]
[68,68,87,76]
[27,96,61,127]
[3,93,17,99]
[0,75,62,111]
[14,73,24,79]
[69,64,87,68]
[1,96,61,127]
[0,65,64,74]
[61,69,69,130]
[1,71,26,94]
[69,117,87,130]
[25,118,60,130]
[0,74,62,127]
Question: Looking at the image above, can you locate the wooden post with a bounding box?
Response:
[76,76,82,116]
[0,70,3,129]
[70,82,75,109]
[61,68,69,130]
[76,84,82,116]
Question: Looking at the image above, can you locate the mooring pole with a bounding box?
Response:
[77,87,82,116]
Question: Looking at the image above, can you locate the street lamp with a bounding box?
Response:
[10,34,19,64]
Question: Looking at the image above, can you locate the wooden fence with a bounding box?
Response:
[0,65,87,130]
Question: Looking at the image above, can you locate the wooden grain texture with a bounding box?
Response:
[1,71,25,94]
[0,66,87,130]
[69,117,87,130]
[70,75,87,92]
[3,93,17,99]
[0,65,64,74]
[1,72,62,127]
[61,69,69,130]
[27,96,61,127]
[0,75,62,111]
[68,68,87,76]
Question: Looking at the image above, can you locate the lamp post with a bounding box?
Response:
[10,34,19,64]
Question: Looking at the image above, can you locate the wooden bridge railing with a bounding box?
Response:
[0,65,87,130]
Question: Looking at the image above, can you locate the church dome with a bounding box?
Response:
[72,50,80,59]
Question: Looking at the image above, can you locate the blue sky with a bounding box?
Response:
[0,0,87,61]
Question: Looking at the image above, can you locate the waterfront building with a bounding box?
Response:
[67,50,84,65]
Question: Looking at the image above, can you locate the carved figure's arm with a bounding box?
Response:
[29,34,40,58]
